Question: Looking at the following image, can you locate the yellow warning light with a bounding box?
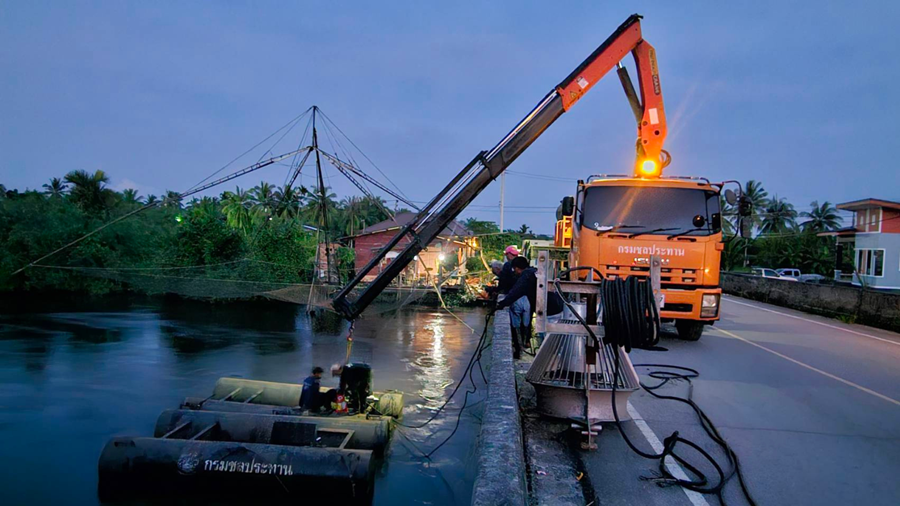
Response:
[639,159,659,176]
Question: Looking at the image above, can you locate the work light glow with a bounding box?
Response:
[640,160,658,176]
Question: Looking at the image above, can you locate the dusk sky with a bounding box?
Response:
[2,1,898,233]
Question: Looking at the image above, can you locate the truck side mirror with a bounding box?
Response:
[724,189,737,206]
[561,196,575,217]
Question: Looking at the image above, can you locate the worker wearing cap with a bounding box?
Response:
[497,256,536,359]
[497,245,519,294]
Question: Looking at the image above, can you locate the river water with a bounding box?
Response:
[0,298,490,505]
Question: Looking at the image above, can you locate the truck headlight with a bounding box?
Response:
[700,294,720,318]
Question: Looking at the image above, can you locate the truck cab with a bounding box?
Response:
[561,175,724,340]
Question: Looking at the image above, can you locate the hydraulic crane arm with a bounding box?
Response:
[332,13,668,320]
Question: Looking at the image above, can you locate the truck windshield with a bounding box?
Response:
[580,186,721,236]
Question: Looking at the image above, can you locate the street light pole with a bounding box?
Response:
[499,172,505,232]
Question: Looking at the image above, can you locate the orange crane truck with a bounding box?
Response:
[556,175,727,341]
[333,14,750,333]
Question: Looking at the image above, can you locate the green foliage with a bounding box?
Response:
[3,171,848,298]
[0,174,383,296]
[759,196,798,235]
[800,200,842,232]
[245,218,319,283]
[176,199,244,266]
[463,218,499,235]
[65,169,117,215]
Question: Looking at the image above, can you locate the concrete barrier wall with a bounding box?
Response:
[471,309,527,506]
[721,273,900,333]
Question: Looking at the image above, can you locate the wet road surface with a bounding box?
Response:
[580,295,900,506]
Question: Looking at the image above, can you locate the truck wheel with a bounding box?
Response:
[675,320,704,341]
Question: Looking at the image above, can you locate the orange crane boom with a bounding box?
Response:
[333,13,668,320]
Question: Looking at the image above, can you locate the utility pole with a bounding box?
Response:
[499,172,505,232]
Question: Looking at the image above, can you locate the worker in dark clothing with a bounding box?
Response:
[497,256,537,359]
[484,260,505,298]
[497,245,520,294]
[299,366,337,413]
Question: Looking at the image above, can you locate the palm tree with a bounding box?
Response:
[517,224,531,235]
[302,186,339,228]
[759,196,798,235]
[121,188,142,204]
[64,169,115,213]
[188,196,220,220]
[145,194,159,205]
[42,177,69,198]
[273,185,304,219]
[742,180,769,231]
[250,181,277,218]
[221,187,252,232]
[163,190,183,208]
[340,196,365,236]
[800,200,842,232]
[359,195,391,226]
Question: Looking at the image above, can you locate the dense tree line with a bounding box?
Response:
[0,172,851,295]
[721,180,847,275]
[0,170,399,294]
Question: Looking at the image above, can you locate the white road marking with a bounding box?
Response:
[723,296,900,347]
[626,401,710,506]
[712,327,900,407]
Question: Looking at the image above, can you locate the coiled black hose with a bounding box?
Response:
[556,276,757,505]
[600,276,660,351]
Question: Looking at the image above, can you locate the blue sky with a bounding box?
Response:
[2,1,898,233]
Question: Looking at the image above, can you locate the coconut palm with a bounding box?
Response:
[64,169,116,213]
[188,196,220,220]
[302,186,339,228]
[145,194,159,205]
[742,179,769,231]
[221,187,253,232]
[800,200,842,232]
[250,181,277,218]
[42,177,69,198]
[273,185,304,219]
[759,196,798,235]
[121,188,142,204]
[340,196,365,236]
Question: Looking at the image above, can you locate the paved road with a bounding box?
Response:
[581,295,900,506]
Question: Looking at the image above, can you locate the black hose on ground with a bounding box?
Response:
[558,276,756,505]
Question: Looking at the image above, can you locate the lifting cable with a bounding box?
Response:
[558,276,756,506]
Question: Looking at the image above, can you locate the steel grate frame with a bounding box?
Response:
[525,333,639,392]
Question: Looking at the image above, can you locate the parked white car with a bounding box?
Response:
[777,268,801,278]
[751,267,797,281]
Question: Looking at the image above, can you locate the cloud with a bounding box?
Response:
[110,178,158,197]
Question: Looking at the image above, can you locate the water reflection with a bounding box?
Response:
[0,302,488,506]
[413,314,454,408]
